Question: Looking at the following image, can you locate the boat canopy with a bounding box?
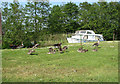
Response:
[75,30,95,35]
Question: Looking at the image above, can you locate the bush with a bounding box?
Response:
[37,41,45,47]
[23,40,33,48]
[2,41,10,49]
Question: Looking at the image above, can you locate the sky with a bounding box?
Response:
[0,0,120,8]
[0,0,119,3]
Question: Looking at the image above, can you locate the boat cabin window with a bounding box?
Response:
[80,31,86,33]
[95,36,101,40]
[87,31,92,34]
[83,35,88,39]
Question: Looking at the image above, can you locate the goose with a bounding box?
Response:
[48,48,56,54]
[28,49,35,55]
[16,42,24,49]
[77,47,83,52]
[28,44,39,55]
[10,45,17,49]
[57,46,68,53]
[93,39,100,47]
[47,51,56,54]
[81,49,88,53]
[62,46,68,51]
[54,43,62,49]
[77,47,88,53]
[32,44,39,49]
[92,49,98,52]
[79,47,83,50]
[83,49,88,52]
[59,47,63,53]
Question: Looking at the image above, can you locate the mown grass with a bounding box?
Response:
[2,41,118,82]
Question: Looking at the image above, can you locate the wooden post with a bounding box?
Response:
[113,30,115,41]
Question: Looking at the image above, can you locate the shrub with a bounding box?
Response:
[23,40,33,48]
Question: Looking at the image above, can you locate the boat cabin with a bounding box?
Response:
[67,30,104,43]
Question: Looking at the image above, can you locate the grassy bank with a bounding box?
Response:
[2,41,118,82]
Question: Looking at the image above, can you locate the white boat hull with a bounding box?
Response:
[67,38,81,43]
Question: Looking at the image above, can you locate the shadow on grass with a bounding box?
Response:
[60,51,69,54]
[66,51,69,52]
[60,52,64,54]
[98,46,101,48]
[30,53,38,55]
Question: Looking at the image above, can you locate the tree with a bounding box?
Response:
[24,1,50,43]
[78,2,119,40]
[2,1,26,48]
[48,5,65,34]
[97,2,119,40]
[77,2,92,30]
[62,2,79,33]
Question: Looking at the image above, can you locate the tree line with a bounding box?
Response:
[1,1,120,48]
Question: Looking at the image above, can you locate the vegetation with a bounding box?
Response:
[1,1,120,48]
[2,41,118,82]
[1,0,119,82]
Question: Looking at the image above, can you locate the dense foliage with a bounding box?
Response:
[1,1,120,48]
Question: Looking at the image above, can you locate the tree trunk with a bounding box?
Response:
[0,9,2,36]
[0,9,2,46]
[113,31,115,41]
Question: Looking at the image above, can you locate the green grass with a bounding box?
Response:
[2,41,118,82]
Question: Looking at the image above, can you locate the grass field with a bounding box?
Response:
[2,41,118,82]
